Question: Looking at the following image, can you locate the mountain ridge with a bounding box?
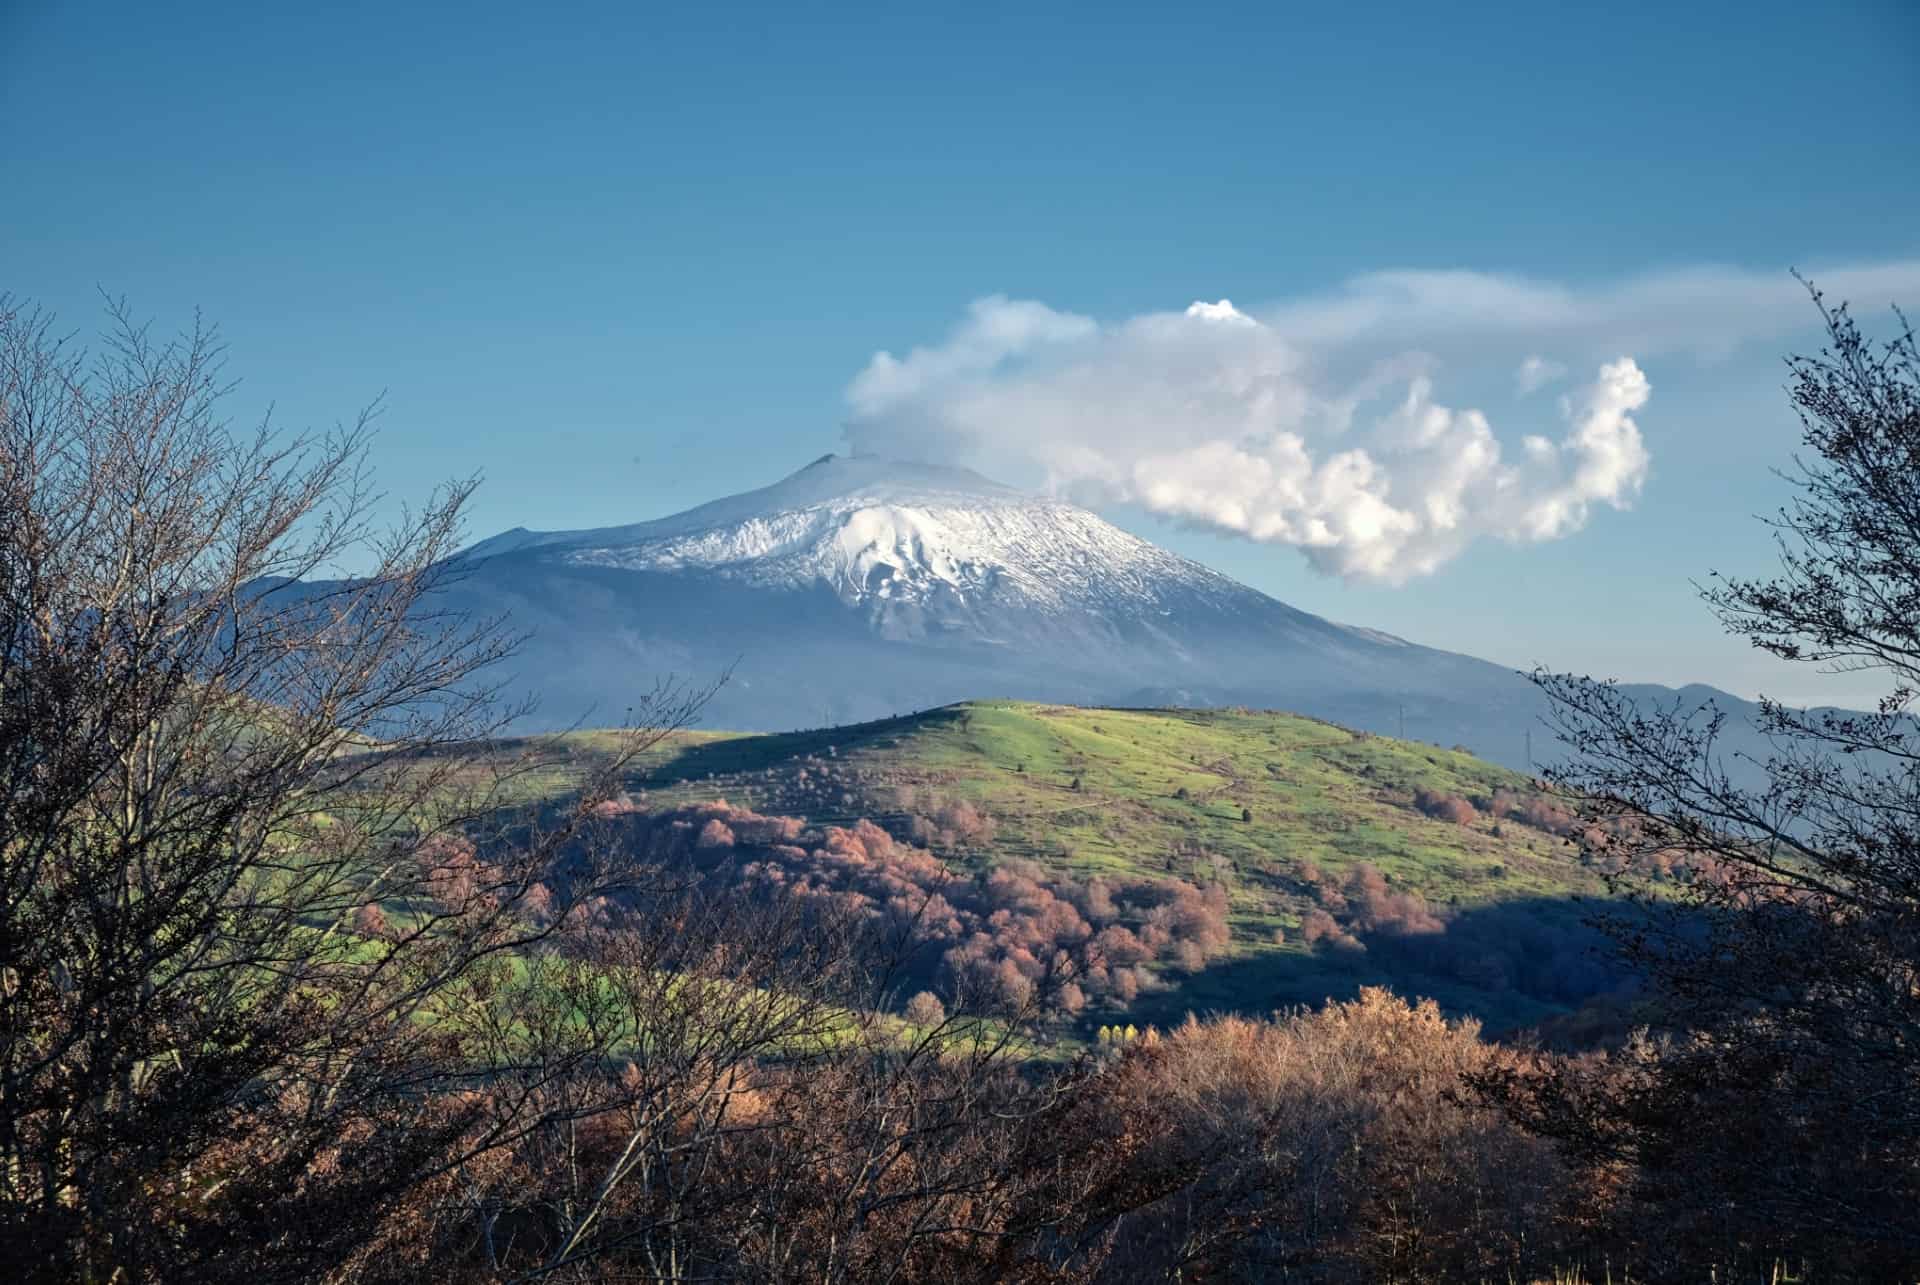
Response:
[409,454,1768,771]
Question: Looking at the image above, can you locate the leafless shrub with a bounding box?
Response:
[0,297,713,1281]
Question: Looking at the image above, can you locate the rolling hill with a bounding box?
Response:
[483,701,1632,1038]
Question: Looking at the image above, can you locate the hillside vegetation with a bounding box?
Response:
[17,293,1913,1282]
[487,701,1623,1035]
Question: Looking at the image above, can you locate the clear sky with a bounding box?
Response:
[6,0,1918,706]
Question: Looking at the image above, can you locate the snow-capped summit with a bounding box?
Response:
[420,453,1613,761]
[464,454,1021,562]
[462,455,1280,643]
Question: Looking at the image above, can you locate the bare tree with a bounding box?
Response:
[1490,285,1920,1278]
[481,876,879,1282]
[0,296,708,1282]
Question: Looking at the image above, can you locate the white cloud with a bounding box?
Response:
[1184,298,1257,325]
[846,294,1096,419]
[843,261,1918,583]
[1260,261,1920,360]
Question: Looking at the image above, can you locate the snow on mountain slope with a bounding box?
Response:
[463,454,1316,642]
[418,453,1797,773]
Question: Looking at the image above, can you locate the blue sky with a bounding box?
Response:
[5,0,1917,706]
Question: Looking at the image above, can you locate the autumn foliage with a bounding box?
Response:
[325,988,1585,1283]
[13,289,1920,1282]
[584,799,1235,1013]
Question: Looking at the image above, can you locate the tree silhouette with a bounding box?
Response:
[1490,285,1920,1276]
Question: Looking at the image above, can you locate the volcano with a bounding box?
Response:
[424,454,1583,761]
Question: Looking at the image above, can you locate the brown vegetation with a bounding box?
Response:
[591,798,1235,1011]
[0,297,711,1280]
[9,291,1919,1281]
[336,988,1583,1283]
[1412,786,1477,825]
[1481,288,1920,1280]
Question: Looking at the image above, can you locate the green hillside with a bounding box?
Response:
[494,701,1619,1035]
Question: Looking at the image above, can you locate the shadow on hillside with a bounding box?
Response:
[1119,894,1650,1041]
[635,706,971,786]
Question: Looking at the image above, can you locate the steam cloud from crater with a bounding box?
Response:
[843,262,1920,583]
[845,293,1645,583]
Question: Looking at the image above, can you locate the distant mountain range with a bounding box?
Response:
[432,453,1761,771]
